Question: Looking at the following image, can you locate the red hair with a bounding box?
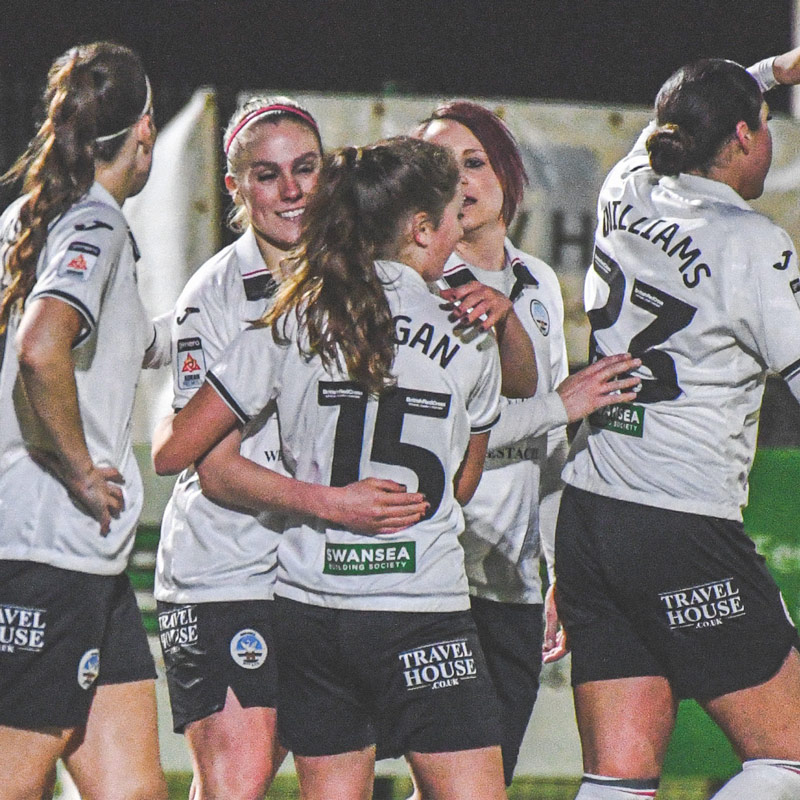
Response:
[417,100,527,227]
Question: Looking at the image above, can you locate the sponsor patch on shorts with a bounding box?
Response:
[229,628,267,669]
[589,402,645,437]
[659,578,745,630]
[157,604,199,653]
[323,542,416,575]
[78,648,100,689]
[177,337,206,390]
[59,241,101,279]
[398,638,478,691]
[0,603,47,654]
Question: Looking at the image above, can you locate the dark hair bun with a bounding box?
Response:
[646,123,694,176]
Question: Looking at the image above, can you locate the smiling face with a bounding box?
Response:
[225,117,322,264]
[421,118,505,239]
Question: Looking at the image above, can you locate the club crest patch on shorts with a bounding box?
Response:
[398,637,478,691]
[177,337,206,390]
[659,578,745,630]
[78,648,100,689]
[0,603,47,654]
[529,299,550,336]
[230,629,267,669]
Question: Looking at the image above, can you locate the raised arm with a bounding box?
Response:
[440,281,537,398]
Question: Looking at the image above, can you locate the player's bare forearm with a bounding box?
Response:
[494,310,537,398]
[152,381,238,475]
[16,298,123,533]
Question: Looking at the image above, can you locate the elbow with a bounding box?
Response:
[502,373,537,399]
[152,441,186,476]
[195,460,225,503]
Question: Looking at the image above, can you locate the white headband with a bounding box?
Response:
[95,76,152,143]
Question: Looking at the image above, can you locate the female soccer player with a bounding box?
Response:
[154,136,513,800]
[155,96,429,800]
[0,42,167,799]
[417,100,641,785]
[557,49,800,800]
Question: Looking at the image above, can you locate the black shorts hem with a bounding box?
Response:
[693,639,800,703]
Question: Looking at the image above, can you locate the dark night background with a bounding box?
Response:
[0,0,794,149]
[2,0,798,440]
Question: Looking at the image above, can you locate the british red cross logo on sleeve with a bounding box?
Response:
[182,353,201,373]
[67,254,87,272]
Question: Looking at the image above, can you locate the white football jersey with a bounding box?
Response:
[155,227,286,603]
[440,244,568,603]
[563,124,800,520]
[0,183,151,574]
[207,260,501,612]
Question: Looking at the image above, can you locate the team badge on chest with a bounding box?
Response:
[230,628,267,669]
[529,299,550,336]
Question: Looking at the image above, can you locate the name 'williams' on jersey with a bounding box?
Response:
[563,123,800,521]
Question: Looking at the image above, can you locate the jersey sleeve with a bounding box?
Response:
[737,221,800,391]
[142,310,172,369]
[29,202,126,345]
[205,325,286,425]
[600,121,658,204]
[488,392,568,448]
[171,270,235,410]
[467,337,502,433]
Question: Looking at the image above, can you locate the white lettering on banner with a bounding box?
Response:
[398,638,477,690]
[0,604,46,653]
[659,579,745,630]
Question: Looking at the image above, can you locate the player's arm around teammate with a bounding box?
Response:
[153,99,430,800]
[155,137,509,800]
[0,43,167,800]
[555,47,800,800]
[416,101,640,788]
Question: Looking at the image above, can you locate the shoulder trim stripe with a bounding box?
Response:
[780,357,800,381]
[206,371,251,425]
[32,289,96,345]
[471,412,500,434]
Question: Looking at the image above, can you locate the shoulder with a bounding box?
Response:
[178,240,241,304]
[717,204,793,261]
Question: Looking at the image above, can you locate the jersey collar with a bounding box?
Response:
[235,227,279,301]
[660,173,754,212]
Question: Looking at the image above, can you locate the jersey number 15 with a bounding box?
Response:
[319,381,452,518]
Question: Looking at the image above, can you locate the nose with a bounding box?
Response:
[280,173,302,201]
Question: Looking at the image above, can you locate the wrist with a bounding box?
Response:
[748,56,778,92]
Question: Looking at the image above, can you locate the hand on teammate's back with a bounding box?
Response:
[556,353,641,423]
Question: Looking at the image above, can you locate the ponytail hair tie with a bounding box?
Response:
[225,104,319,156]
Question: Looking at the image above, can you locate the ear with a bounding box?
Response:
[410,211,434,248]
[224,173,239,201]
[734,120,752,154]
[133,114,155,153]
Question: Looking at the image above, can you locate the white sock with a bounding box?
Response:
[711,759,800,799]
[574,774,658,799]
